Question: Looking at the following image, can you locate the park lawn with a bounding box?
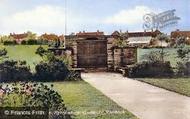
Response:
[47,81,138,119]
[137,48,180,67]
[0,45,47,71]
[138,78,190,97]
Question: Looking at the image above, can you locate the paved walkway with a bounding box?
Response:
[82,72,190,119]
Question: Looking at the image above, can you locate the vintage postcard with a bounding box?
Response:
[0,0,189,119]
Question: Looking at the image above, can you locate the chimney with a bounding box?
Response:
[83,30,85,33]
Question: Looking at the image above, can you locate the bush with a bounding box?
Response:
[3,40,17,45]
[27,39,38,45]
[127,61,174,78]
[0,82,71,119]
[21,40,27,45]
[0,60,32,82]
[0,48,7,57]
[176,62,190,77]
[35,59,69,81]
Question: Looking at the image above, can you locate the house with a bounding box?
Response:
[10,33,28,44]
[110,30,161,47]
[171,29,190,45]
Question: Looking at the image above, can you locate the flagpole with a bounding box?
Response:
[64,0,67,48]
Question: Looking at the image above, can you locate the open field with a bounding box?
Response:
[46,81,138,119]
[138,78,190,97]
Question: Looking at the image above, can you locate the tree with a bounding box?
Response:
[156,33,169,62]
[23,31,37,41]
[35,46,56,62]
[112,31,129,48]
[177,41,190,62]
[1,35,15,42]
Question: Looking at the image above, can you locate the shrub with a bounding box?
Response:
[3,40,17,45]
[21,40,27,45]
[35,59,69,81]
[127,61,174,78]
[27,39,38,45]
[0,48,7,57]
[176,62,190,77]
[0,82,71,118]
[0,60,32,82]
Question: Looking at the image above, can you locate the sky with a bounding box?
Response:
[0,0,189,35]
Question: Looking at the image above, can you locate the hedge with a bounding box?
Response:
[127,61,174,78]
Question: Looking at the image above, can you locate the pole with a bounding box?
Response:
[64,0,67,48]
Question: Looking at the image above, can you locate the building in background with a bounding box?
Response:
[171,29,190,45]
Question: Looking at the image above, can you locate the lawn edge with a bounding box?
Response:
[135,79,190,97]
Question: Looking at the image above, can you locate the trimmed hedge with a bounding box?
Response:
[34,59,70,81]
[27,39,38,45]
[127,61,174,78]
[0,60,32,82]
[3,40,17,45]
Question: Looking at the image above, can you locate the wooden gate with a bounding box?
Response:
[77,38,107,68]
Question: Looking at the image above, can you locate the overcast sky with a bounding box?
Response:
[0,0,189,35]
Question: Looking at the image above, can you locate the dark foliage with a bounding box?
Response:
[35,46,47,57]
[27,39,38,45]
[0,82,72,119]
[177,45,190,61]
[127,61,174,78]
[21,40,27,45]
[0,48,7,57]
[176,62,190,77]
[0,60,32,82]
[35,59,69,81]
[3,40,17,45]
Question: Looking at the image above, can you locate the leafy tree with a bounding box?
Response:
[176,37,190,76]
[177,45,190,61]
[23,31,37,41]
[35,46,56,61]
[112,31,129,48]
[0,35,15,42]
[156,33,169,62]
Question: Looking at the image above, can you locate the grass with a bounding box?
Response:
[138,78,190,97]
[0,45,47,71]
[137,48,180,67]
[46,81,138,119]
